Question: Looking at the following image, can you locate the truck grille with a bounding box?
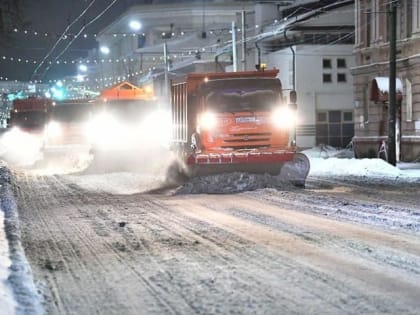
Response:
[221,132,272,148]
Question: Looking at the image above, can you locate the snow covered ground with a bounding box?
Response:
[0,146,419,313]
[304,146,420,179]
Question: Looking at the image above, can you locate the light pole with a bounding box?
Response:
[163,40,169,101]
[388,1,398,166]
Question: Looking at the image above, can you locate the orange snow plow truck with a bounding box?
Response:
[8,97,95,163]
[88,81,159,154]
[169,69,310,186]
[86,81,165,172]
[9,97,53,133]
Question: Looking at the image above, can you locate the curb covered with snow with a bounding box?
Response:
[303,146,420,181]
[0,165,44,315]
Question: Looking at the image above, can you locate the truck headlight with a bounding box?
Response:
[271,106,296,129]
[45,121,62,138]
[86,112,118,141]
[198,111,217,131]
[85,112,130,149]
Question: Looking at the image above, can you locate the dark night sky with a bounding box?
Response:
[0,0,176,82]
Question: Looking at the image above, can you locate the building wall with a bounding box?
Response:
[94,2,256,90]
[267,44,355,149]
[353,0,420,161]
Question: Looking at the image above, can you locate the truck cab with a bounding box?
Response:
[9,97,52,134]
[192,75,294,153]
[170,69,300,176]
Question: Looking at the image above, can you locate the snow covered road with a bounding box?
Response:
[5,166,420,315]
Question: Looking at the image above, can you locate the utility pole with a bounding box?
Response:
[232,21,237,72]
[388,1,397,166]
[163,41,169,104]
[241,10,246,71]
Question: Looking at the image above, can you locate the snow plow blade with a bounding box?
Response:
[167,151,310,187]
[278,153,310,187]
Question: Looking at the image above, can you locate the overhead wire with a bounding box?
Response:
[31,0,97,80]
[38,0,119,80]
[9,1,369,83]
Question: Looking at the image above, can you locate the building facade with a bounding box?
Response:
[352,0,420,161]
[88,1,258,92]
[262,0,355,149]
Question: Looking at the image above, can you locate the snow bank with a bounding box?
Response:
[0,203,16,315]
[302,146,420,180]
[176,172,293,195]
[308,157,401,177]
[0,165,44,315]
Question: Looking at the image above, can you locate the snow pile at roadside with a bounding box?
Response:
[308,156,401,177]
[0,165,44,315]
[176,146,420,194]
[303,146,420,180]
[175,172,294,195]
[0,203,16,315]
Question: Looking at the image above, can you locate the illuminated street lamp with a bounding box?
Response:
[129,20,142,31]
[79,64,88,72]
[100,46,110,55]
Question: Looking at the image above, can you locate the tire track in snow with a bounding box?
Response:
[247,183,420,233]
[12,170,420,315]
[52,176,194,315]
[220,194,420,279]
[16,173,176,314]
[62,184,314,314]
[46,174,168,315]
[15,173,112,314]
[167,195,420,314]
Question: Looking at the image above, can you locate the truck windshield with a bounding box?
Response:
[205,89,280,112]
[10,112,48,129]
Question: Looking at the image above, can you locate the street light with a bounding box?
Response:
[79,64,88,72]
[100,46,110,55]
[129,20,142,31]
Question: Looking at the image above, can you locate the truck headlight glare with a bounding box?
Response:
[199,111,217,130]
[45,121,62,138]
[271,106,296,129]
